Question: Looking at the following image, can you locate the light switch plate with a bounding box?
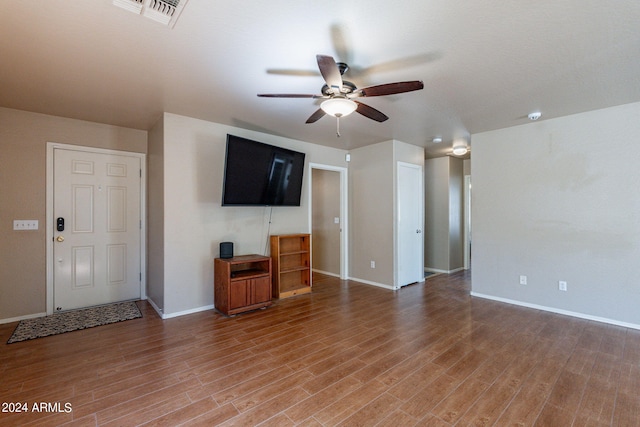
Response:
[14,220,39,230]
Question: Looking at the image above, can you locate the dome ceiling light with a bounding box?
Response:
[320,97,358,117]
[452,139,469,156]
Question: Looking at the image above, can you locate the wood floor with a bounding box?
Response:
[1,271,639,426]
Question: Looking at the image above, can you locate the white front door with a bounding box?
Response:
[396,162,424,287]
[53,148,142,311]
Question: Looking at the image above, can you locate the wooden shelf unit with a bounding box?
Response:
[214,254,272,316]
[270,234,312,298]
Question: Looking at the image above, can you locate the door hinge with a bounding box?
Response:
[140,169,142,178]
[139,272,142,281]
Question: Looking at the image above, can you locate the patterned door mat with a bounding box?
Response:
[7,301,142,344]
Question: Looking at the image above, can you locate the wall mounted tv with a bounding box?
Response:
[222,134,306,206]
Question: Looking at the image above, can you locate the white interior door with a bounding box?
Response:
[53,148,142,311]
[397,161,424,287]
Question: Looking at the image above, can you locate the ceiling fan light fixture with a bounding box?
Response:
[321,97,357,117]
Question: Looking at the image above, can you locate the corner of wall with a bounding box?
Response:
[146,115,165,312]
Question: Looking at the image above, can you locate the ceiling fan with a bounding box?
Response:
[258,54,424,135]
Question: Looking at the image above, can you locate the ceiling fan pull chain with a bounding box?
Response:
[336,116,341,137]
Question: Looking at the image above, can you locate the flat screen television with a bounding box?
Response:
[222,134,306,206]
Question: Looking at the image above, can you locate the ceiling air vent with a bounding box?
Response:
[113,0,188,28]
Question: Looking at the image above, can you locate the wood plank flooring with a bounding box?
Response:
[1,270,639,426]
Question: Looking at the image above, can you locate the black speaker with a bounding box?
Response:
[220,242,233,259]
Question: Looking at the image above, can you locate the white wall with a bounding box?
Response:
[471,101,640,328]
[154,113,348,317]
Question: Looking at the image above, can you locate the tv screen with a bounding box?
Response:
[222,135,306,206]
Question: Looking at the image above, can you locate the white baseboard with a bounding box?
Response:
[2,300,216,324]
[348,277,396,290]
[0,312,47,325]
[425,267,465,274]
[312,269,340,278]
[470,292,640,331]
[159,304,215,320]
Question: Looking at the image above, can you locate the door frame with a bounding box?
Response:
[395,161,424,288]
[46,142,147,315]
[308,163,348,280]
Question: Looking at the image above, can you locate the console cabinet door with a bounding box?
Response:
[229,280,249,310]
[252,276,272,304]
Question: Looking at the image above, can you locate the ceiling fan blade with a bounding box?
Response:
[266,69,320,77]
[358,80,424,97]
[355,101,389,122]
[359,53,441,76]
[257,93,322,98]
[316,55,343,94]
[305,108,326,124]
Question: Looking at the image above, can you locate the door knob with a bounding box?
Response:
[56,235,65,242]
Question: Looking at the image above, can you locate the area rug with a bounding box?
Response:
[7,301,142,344]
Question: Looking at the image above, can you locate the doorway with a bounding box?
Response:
[46,143,146,314]
[309,164,348,279]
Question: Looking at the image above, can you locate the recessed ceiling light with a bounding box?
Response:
[528,112,542,121]
[432,137,442,143]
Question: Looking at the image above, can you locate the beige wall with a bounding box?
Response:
[349,141,395,286]
[349,140,424,288]
[147,115,164,311]
[424,156,465,272]
[149,113,348,317]
[312,169,341,276]
[472,101,640,327]
[0,107,147,321]
[448,158,464,269]
[463,158,471,176]
[425,157,450,271]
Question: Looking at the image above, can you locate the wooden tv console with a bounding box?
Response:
[214,254,272,316]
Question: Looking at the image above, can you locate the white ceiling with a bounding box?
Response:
[1,1,639,157]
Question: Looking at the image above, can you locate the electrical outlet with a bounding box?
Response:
[370,261,376,269]
[559,281,567,291]
[519,275,527,285]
